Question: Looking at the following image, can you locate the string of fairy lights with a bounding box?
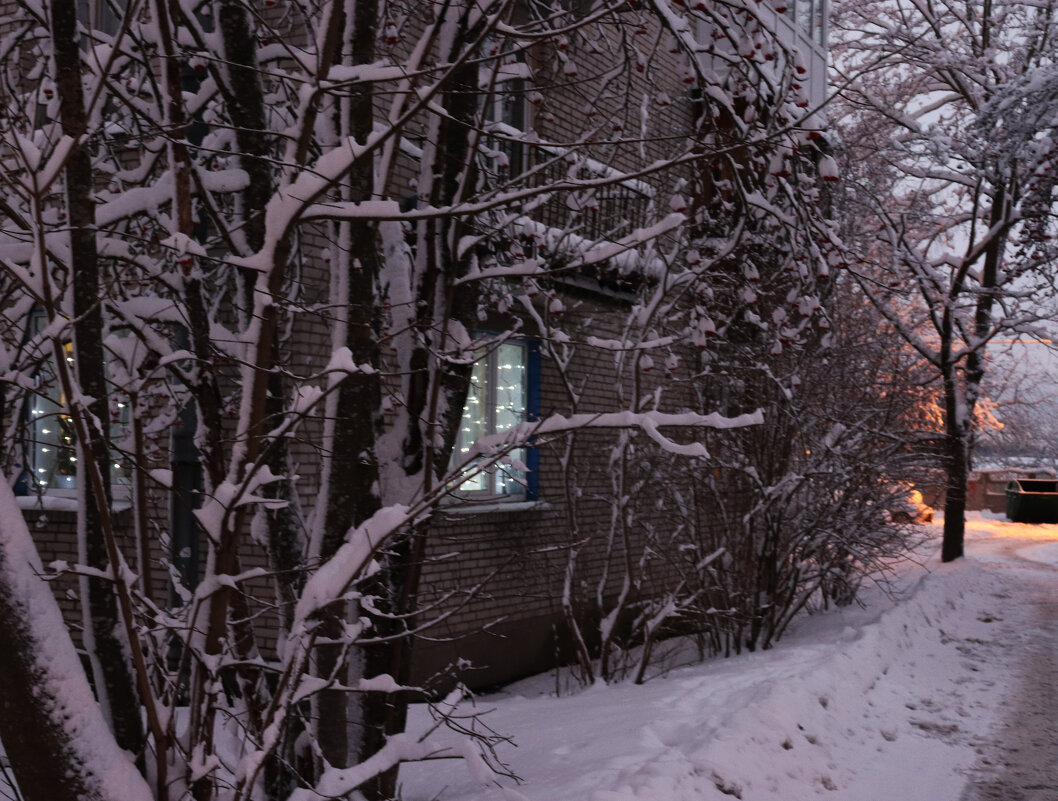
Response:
[28,333,526,496]
[27,335,131,493]
[454,343,527,495]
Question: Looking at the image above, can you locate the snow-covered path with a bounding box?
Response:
[401,514,1058,801]
[960,535,1058,800]
[5,515,1056,801]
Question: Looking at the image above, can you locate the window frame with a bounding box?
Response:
[449,337,540,502]
[78,0,125,36]
[16,309,132,498]
[23,340,80,495]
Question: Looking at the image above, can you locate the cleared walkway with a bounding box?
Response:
[960,550,1058,800]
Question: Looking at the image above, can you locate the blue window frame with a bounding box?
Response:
[451,339,540,500]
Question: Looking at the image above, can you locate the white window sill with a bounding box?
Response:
[16,495,132,513]
[440,499,550,516]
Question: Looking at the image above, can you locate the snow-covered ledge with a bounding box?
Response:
[440,499,550,516]
[15,496,132,513]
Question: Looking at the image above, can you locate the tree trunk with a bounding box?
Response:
[0,482,152,801]
[50,0,145,756]
[311,0,386,783]
[942,425,969,562]
[354,36,485,799]
[941,352,969,563]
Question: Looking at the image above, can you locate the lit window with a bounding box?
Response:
[21,311,131,495]
[28,351,78,492]
[451,342,533,497]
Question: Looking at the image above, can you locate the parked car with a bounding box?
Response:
[889,485,934,524]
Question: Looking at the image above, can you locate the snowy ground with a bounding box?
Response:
[401,513,1058,801]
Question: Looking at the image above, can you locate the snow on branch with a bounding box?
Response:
[294,504,411,625]
[472,409,765,462]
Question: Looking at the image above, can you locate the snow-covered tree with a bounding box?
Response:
[977,343,1058,468]
[0,0,836,799]
[831,0,1058,561]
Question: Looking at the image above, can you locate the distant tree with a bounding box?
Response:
[977,343,1058,468]
[831,0,1058,561]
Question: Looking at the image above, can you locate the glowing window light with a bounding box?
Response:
[24,311,132,494]
[449,341,528,497]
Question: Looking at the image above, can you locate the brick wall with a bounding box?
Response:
[17,502,138,652]
[9,2,740,691]
[18,280,735,691]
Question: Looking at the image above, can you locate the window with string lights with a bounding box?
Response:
[450,340,540,500]
[17,311,131,497]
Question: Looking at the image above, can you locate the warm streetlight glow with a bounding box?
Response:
[967,516,1058,541]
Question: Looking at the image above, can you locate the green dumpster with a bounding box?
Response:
[1006,479,1058,523]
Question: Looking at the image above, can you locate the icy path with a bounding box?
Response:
[401,515,1058,801]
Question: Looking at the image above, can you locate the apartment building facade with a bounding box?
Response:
[3,0,829,690]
